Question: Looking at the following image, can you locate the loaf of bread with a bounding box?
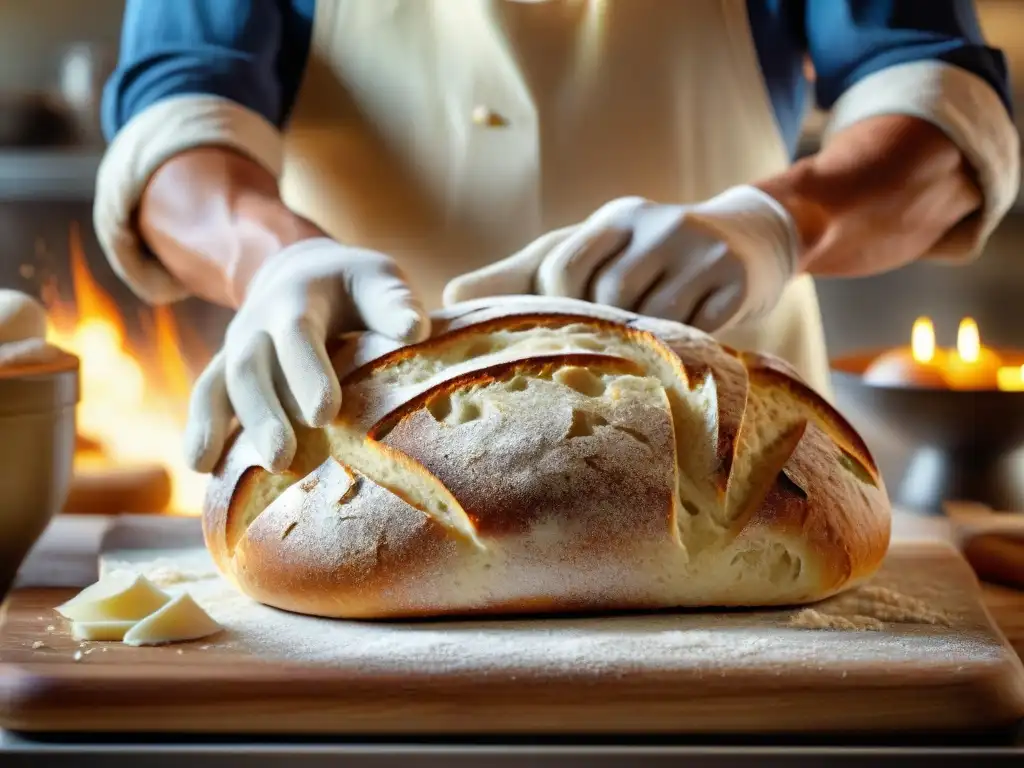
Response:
[204,297,890,619]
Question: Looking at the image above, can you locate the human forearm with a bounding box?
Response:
[757,115,983,278]
[137,147,324,308]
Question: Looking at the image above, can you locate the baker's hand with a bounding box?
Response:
[443,186,800,333]
[184,238,429,474]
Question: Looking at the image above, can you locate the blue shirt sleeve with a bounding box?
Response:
[802,0,1012,115]
[101,0,314,141]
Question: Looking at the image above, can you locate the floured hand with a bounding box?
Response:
[443,186,800,334]
[184,239,430,474]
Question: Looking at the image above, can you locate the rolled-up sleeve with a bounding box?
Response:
[95,0,304,305]
[806,0,1019,263]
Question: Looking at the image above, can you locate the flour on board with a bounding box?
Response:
[97,549,993,673]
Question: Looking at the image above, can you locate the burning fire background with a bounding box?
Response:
[38,223,214,515]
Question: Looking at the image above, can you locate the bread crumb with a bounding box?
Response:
[789,609,883,631]
[72,650,83,662]
[31,640,47,650]
[788,586,953,631]
[45,625,55,632]
[176,649,184,655]
[832,586,953,627]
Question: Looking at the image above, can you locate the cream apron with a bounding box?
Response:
[279,0,832,397]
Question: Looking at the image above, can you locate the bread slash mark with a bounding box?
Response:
[324,423,484,548]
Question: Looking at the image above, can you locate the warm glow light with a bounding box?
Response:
[956,317,981,363]
[910,316,936,363]
[44,222,208,515]
[997,364,1024,392]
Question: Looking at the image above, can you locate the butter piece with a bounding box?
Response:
[123,593,222,647]
[55,573,170,623]
[71,620,138,642]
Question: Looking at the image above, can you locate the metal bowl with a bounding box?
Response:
[832,350,1024,515]
[0,354,79,594]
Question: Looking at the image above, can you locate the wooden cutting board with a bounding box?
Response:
[1,540,1023,737]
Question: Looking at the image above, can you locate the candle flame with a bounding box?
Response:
[910,316,935,363]
[957,318,981,363]
[996,364,1024,392]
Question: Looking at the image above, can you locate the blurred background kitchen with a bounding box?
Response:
[1,0,1023,515]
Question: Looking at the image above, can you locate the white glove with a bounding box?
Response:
[184,238,430,474]
[443,185,800,333]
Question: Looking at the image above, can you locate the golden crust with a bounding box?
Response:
[204,301,891,619]
[743,418,890,595]
[747,365,879,484]
[229,458,463,619]
[377,357,676,542]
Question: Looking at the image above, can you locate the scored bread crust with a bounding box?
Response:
[204,298,890,619]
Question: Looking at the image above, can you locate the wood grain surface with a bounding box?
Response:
[1,541,1023,736]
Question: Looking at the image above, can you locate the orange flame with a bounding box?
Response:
[910,316,935,363]
[956,317,981,364]
[43,223,207,515]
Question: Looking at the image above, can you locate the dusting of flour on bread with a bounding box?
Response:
[205,306,892,619]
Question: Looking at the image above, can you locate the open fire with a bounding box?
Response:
[41,224,207,515]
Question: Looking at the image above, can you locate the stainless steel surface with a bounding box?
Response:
[0,741,1022,767]
[831,363,1024,514]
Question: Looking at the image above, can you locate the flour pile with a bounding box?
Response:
[788,585,953,632]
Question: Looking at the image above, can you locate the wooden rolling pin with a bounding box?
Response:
[64,463,172,516]
[68,433,173,515]
[962,534,1024,590]
[945,502,1024,590]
